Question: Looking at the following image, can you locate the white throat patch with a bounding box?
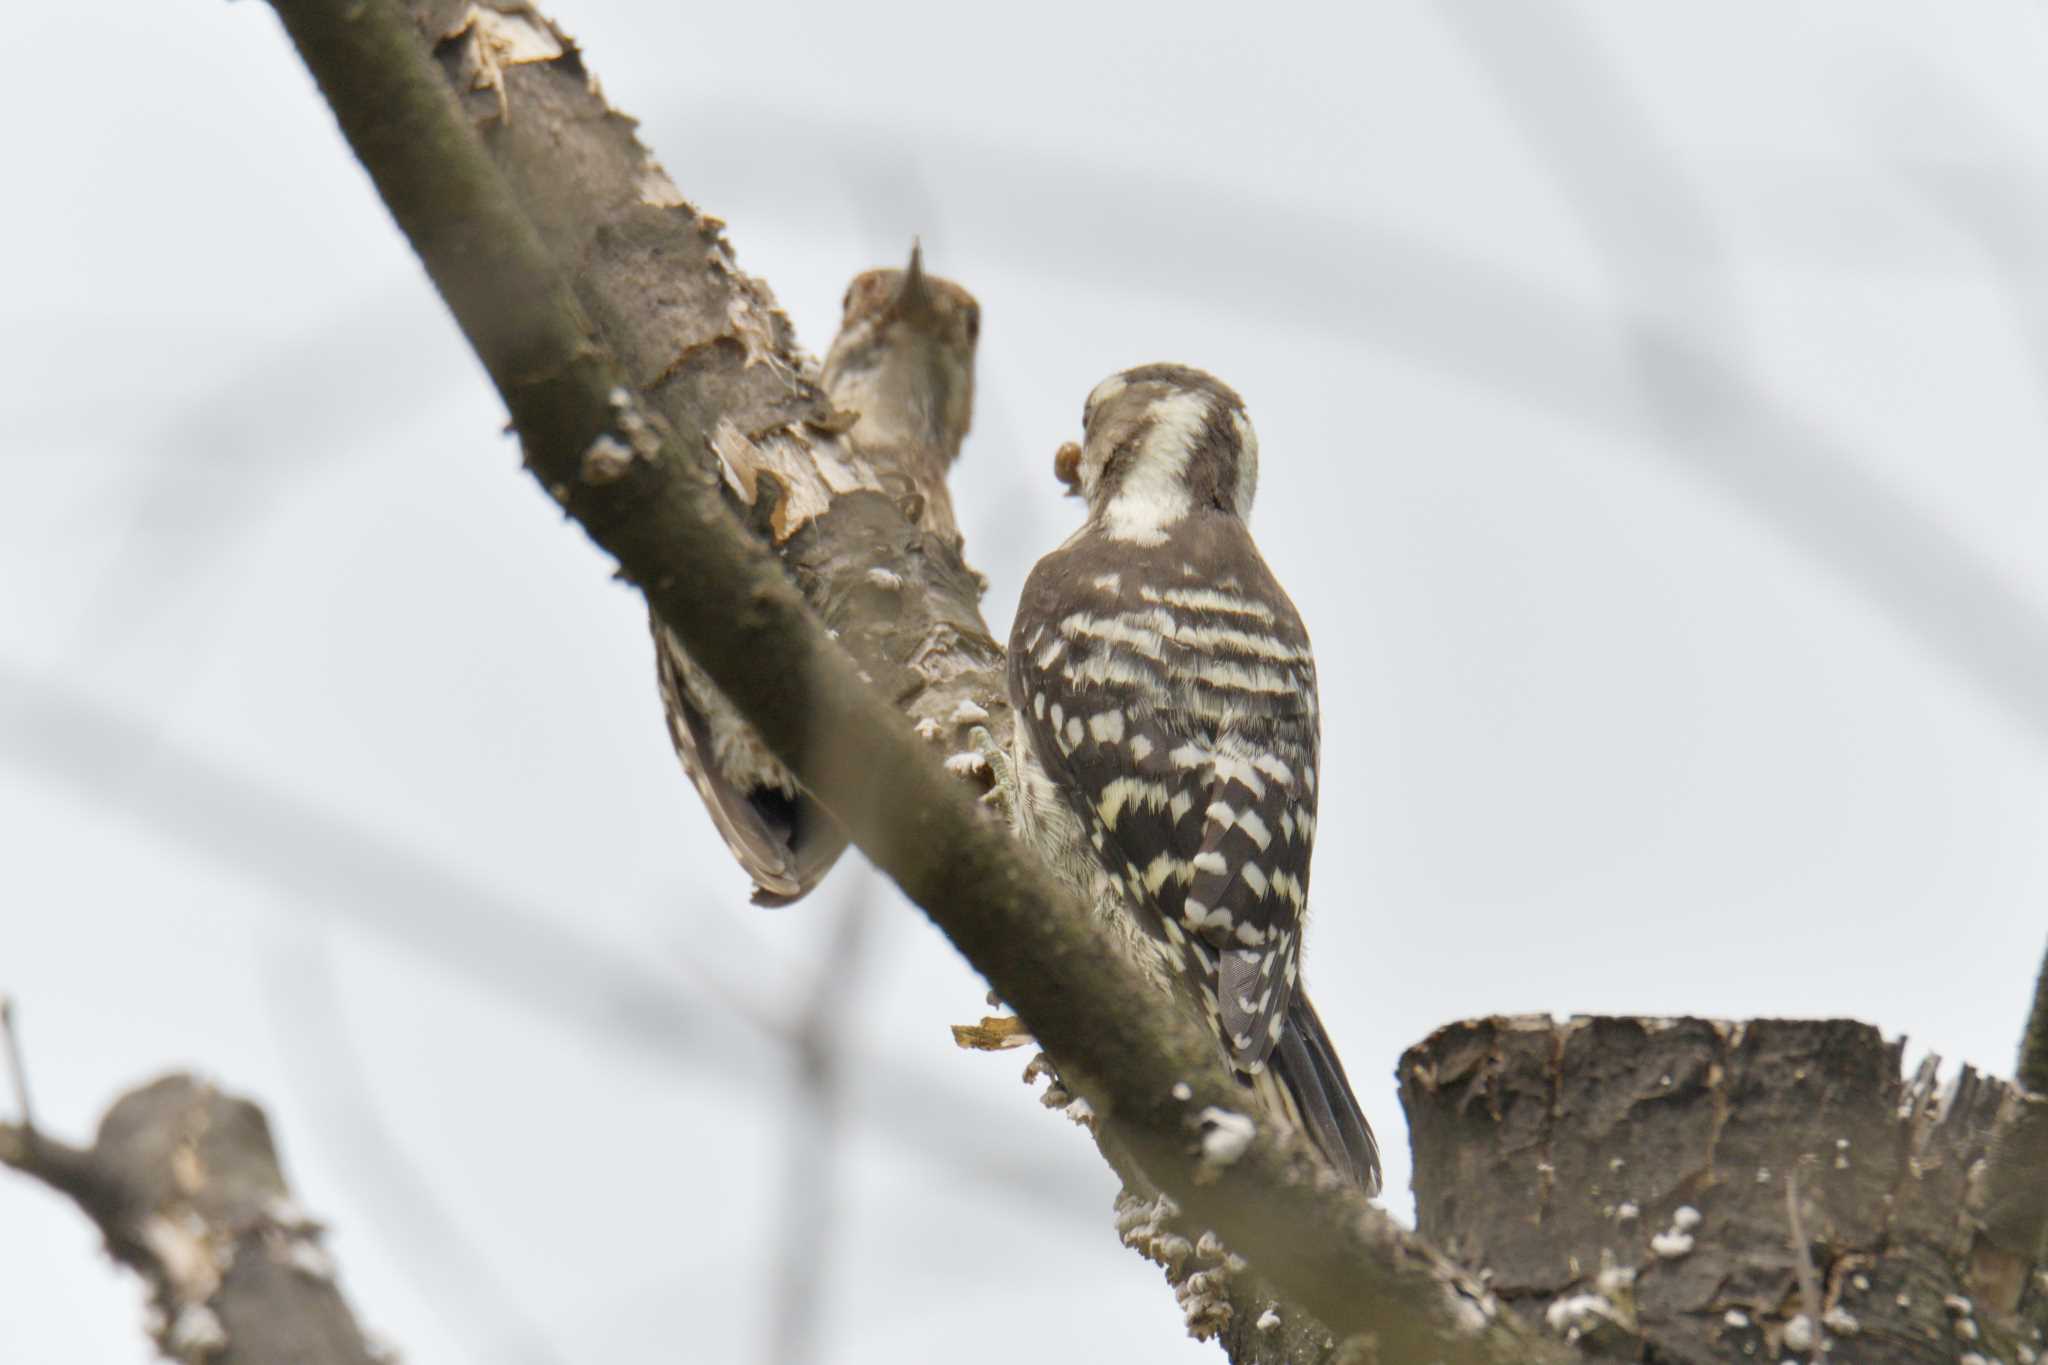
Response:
[1101,390,1210,545]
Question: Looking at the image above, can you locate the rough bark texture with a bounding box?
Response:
[1403,1016,2048,1363]
[0,1076,379,1365]
[421,0,1008,901]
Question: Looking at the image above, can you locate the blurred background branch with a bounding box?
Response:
[1,1009,386,1365]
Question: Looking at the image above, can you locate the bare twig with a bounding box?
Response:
[1,995,33,1135]
[2020,934,2048,1097]
[767,882,875,1365]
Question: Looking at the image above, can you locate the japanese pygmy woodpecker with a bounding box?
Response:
[1008,365,1379,1192]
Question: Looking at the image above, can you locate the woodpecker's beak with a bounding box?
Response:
[894,240,937,323]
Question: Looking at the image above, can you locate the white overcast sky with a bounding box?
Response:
[5,2,2048,1362]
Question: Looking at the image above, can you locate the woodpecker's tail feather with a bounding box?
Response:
[1261,993,1381,1196]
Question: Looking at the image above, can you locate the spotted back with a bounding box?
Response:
[1009,511,1318,1073]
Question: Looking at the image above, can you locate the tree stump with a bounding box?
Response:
[1402,1016,2047,1363]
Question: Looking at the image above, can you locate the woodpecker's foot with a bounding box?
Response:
[968,724,1018,828]
[950,1014,1035,1051]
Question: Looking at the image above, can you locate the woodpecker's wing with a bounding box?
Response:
[653,618,847,907]
[1010,516,1318,1073]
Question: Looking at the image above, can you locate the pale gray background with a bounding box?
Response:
[5,2,2047,1361]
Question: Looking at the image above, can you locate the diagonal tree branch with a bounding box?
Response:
[255,1,1556,1360]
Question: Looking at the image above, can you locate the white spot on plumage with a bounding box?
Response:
[1205,801,1237,830]
[1170,743,1208,769]
[1065,716,1084,749]
[1129,733,1154,762]
[1143,853,1192,894]
[1059,611,1167,660]
[1237,810,1273,851]
[1142,585,1278,623]
[1088,710,1126,744]
[1253,753,1293,784]
[1235,920,1266,946]
[1078,603,1307,663]
[1097,777,1169,829]
[1241,863,1269,897]
[1091,572,1122,593]
[1187,657,1297,696]
[1267,1012,1286,1041]
[1167,791,1193,824]
[1063,651,1161,691]
[1032,691,1046,719]
[1036,640,1064,669]
[1050,703,1064,731]
[1209,754,1268,799]
[1280,810,1297,841]
[1191,850,1228,876]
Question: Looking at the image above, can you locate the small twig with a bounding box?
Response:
[2019,934,2048,1096]
[767,880,875,1365]
[1,994,34,1134]
[1785,1168,1822,1337]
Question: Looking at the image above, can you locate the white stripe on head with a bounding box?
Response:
[1229,409,1259,518]
[1100,390,1208,545]
[1084,373,1129,420]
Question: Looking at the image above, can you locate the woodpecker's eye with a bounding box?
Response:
[964,304,980,345]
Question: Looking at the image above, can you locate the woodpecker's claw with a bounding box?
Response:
[968,724,1017,827]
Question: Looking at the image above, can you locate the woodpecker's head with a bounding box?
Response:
[1055,364,1259,544]
[820,244,979,463]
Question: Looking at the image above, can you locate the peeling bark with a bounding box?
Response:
[1403,1016,2048,1363]
[419,0,1010,903]
[1,1076,381,1365]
